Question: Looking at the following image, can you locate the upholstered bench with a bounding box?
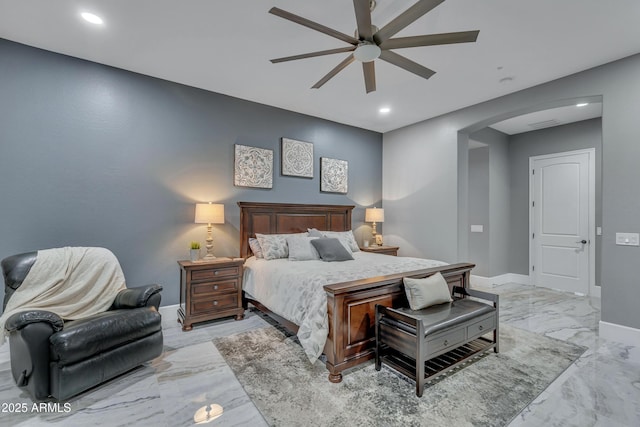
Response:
[375,286,499,397]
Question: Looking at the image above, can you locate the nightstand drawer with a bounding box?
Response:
[191,293,238,314]
[191,266,240,281]
[191,279,239,297]
[178,258,245,331]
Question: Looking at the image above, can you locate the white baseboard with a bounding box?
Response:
[471,273,530,287]
[599,321,640,347]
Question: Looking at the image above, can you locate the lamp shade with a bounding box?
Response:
[195,203,225,224]
[365,207,384,223]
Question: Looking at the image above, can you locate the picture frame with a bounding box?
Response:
[281,138,313,178]
[320,157,348,194]
[234,144,273,189]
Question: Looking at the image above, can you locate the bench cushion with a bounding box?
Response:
[394,298,495,336]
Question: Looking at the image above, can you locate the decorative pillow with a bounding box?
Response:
[248,238,264,259]
[403,272,453,311]
[310,238,354,262]
[286,235,320,261]
[322,230,360,252]
[255,233,289,260]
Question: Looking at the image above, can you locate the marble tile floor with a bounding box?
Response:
[0,283,638,426]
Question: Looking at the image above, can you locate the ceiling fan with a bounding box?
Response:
[269,0,479,93]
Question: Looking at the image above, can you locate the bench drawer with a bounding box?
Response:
[425,328,465,357]
[467,314,496,340]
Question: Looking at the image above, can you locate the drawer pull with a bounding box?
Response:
[213,301,218,306]
[478,325,484,331]
[214,285,218,290]
[214,271,219,276]
[443,340,448,346]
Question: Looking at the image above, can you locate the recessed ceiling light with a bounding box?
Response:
[576,103,589,107]
[81,12,103,25]
[379,107,391,114]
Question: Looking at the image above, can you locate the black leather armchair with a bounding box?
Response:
[1,251,164,401]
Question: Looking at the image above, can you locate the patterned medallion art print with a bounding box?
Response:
[234,144,273,189]
[281,138,313,178]
[320,157,348,194]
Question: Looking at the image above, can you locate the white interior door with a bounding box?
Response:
[530,150,593,295]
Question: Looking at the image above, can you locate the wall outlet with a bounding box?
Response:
[615,232,639,246]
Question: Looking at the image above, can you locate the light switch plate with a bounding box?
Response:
[615,232,639,246]
[470,224,483,233]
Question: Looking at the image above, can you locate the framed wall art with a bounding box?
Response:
[320,157,348,194]
[234,144,273,189]
[281,138,313,178]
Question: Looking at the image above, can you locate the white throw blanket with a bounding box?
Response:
[0,247,127,345]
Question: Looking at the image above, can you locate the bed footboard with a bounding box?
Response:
[322,262,475,383]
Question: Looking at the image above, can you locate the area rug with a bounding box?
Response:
[214,324,585,427]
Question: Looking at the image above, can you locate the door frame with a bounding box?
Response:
[528,148,597,297]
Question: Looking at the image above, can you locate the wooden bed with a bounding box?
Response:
[238,201,475,383]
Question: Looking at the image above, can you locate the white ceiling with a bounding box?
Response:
[1,0,639,133]
[490,102,603,135]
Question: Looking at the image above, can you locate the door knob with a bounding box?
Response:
[576,239,587,244]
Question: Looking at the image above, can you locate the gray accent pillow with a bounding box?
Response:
[248,238,264,259]
[310,238,354,262]
[403,272,453,311]
[322,230,360,252]
[307,228,359,252]
[286,235,320,261]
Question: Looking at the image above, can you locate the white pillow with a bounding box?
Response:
[256,232,307,260]
[248,238,264,258]
[403,272,453,311]
[286,235,320,261]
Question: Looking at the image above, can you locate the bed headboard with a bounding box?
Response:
[238,202,355,258]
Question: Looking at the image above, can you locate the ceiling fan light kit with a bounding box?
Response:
[269,0,479,93]
[353,42,381,62]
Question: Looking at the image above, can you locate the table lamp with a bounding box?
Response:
[365,207,384,246]
[195,202,225,260]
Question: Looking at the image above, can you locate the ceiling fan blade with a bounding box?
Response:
[353,0,373,41]
[362,61,376,93]
[269,7,359,45]
[380,30,479,50]
[271,47,356,64]
[374,0,445,44]
[379,50,436,80]
[312,54,356,89]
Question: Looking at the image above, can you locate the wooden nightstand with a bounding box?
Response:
[359,245,399,256]
[178,258,245,331]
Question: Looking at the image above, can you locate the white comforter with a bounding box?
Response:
[243,252,447,362]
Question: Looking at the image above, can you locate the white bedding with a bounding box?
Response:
[243,252,447,362]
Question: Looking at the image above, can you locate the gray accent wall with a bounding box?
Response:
[0,39,382,307]
[383,52,640,331]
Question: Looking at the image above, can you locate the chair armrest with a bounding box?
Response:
[5,310,64,333]
[452,286,499,304]
[111,284,163,310]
